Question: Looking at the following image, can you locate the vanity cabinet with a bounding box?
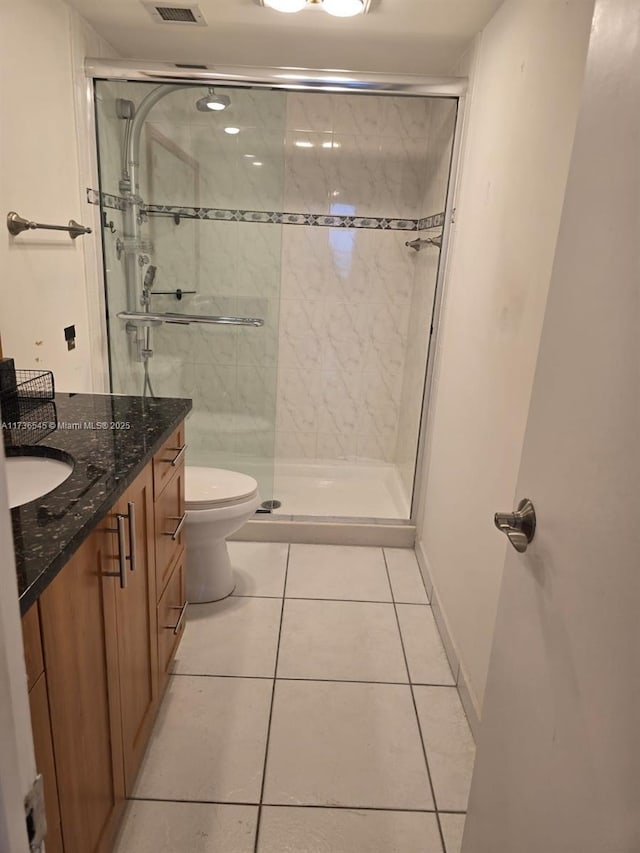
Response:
[21,420,187,853]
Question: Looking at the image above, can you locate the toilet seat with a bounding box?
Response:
[185,466,259,511]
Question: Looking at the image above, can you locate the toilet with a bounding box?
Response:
[184,466,260,602]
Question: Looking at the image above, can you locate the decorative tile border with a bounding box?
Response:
[86,188,126,211]
[87,189,445,233]
[418,212,446,230]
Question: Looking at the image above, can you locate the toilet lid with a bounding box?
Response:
[185,466,259,509]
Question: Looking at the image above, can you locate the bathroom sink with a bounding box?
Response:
[5,453,74,509]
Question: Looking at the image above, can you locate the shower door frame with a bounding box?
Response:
[84,59,468,533]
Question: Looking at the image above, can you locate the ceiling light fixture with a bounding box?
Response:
[258,0,370,18]
[263,0,307,12]
[224,126,240,134]
[321,0,365,16]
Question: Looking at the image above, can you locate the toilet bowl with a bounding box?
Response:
[184,466,260,603]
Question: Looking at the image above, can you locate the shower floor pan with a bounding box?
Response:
[271,459,411,520]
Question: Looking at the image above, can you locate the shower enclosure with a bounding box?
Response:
[92,65,460,525]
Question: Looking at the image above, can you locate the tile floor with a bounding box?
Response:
[115,543,475,853]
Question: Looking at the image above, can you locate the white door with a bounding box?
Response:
[463,1,640,851]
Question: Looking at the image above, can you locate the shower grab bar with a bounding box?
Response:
[118,310,264,327]
[7,211,92,240]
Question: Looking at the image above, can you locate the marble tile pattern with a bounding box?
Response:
[95,83,457,507]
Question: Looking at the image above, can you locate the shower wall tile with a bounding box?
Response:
[281,226,335,301]
[286,93,333,133]
[279,300,325,369]
[356,433,398,463]
[236,298,280,367]
[275,368,322,434]
[275,220,417,464]
[332,94,384,136]
[318,370,361,436]
[380,96,432,139]
[197,220,238,296]
[316,433,358,461]
[235,224,282,300]
[192,364,237,414]
[275,431,318,459]
[234,429,275,458]
[283,132,333,214]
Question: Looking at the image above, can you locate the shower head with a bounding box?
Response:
[196,87,231,112]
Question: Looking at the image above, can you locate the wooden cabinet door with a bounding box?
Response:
[29,673,64,853]
[112,465,158,794]
[39,526,125,853]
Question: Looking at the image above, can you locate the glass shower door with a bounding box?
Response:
[94,81,286,504]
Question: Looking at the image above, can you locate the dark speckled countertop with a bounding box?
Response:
[7,393,191,615]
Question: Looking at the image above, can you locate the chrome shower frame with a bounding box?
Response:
[85,58,468,533]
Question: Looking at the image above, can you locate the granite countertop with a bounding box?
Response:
[7,393,191,615]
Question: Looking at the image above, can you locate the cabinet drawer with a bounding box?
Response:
[157,550,186,692]
[155,461,185,599]
[153,423,186,499]
[22,603,44,691]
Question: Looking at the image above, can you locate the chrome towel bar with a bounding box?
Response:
[7,211,92,240]
[118,310,264,327]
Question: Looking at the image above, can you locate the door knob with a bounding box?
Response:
[494,499,536,553]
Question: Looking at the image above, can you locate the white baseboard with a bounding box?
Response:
[415,541,481,740]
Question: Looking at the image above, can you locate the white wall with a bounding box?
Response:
[0,0,117,392]
[415,0,595,719]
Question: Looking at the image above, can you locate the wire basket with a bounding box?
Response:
[13,369,55,402]
[1,369,56,447]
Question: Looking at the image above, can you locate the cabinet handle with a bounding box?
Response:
[165,445,186,466]
[165,512,187,541]
[116,514,128,589]
[166,602,188,635]
[127,501,137,571]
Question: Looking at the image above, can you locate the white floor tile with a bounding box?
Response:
[263,680,433,809]
[439,813,466,853]
[134,676,272,803]
[286,545,391,601]
[114,801,257,853]
[229,542,289,597]
[258,807,443,853]
[414,687,476,811]
[397,605,455,685]
[384,548,429,604]
[173,597,282,678]
[277,600,407,683]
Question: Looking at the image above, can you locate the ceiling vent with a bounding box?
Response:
[143,3,207,25]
